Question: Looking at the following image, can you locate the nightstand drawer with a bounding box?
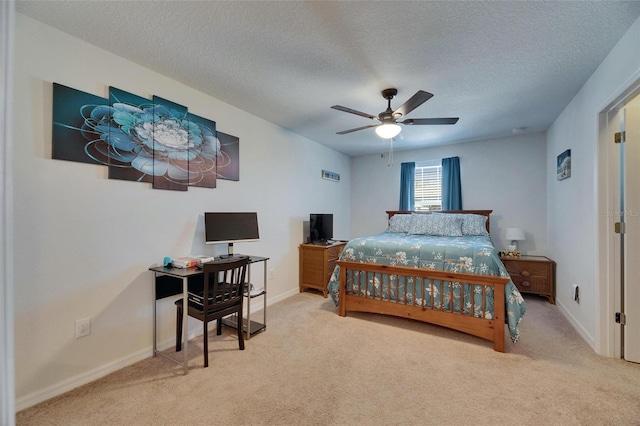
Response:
[509,274,549,293]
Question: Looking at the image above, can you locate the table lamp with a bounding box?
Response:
[505,227,525,251]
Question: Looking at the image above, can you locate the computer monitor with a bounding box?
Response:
[204,212,260,257]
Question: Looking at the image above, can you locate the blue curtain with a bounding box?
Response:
[399,162,415,211]
[441,156,462,210]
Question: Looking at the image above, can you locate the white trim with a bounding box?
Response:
[15,347,152,412]
[267,288,298,306]
[556,300,596,349]
[596,68,640,357]
[0,1,15,424]
[17,327,203,411]
[15,291,297,411]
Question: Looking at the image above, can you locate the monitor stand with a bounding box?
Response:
[220,243,238,259]
[219,243,251,260]
[220,243,247,260]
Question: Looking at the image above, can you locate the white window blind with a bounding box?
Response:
[414,162,442,211]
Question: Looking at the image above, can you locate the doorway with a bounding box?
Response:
[601,85,640,363]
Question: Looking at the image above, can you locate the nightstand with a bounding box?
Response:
[500,255,556,304]
[299,241,347,297]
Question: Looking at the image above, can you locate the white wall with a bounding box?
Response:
[547,15,640,353]
[13,14,351,408]
[350,132,548,254]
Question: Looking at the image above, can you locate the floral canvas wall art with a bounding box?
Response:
[52,82,239,191]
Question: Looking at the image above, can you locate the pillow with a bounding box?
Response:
[407,213,430,235]
[433,212,489,236]
[387,214,412,233]
[424,214,464,236]
[408,213,463,237]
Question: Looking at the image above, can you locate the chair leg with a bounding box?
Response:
[203,320,209,368]
[216,318,222,335]
[237,311,245,351]
[176,303,183,352]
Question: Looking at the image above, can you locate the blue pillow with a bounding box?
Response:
[408,213,463,236]
[387,214,412,233]
[433,213,489,236]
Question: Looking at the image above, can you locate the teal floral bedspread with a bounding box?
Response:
[327,232,526,342]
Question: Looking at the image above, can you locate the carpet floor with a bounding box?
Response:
[16,293,640,425]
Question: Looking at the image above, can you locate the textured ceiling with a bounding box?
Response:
[16,1,640,156]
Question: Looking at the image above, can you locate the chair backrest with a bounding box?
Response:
[201,257,250,311]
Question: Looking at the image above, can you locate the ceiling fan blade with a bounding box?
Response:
[331,105,378,120]
[336,124,379,135]
[393,90,433,117]
[401,117,459,125]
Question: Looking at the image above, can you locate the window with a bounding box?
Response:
[414,160,441,211]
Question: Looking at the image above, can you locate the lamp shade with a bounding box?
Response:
[375,123,401,139]
[505,227,525,241]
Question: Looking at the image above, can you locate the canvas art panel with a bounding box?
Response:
[216,131,240,181]
[52,83,109,165]
[51,82,240,191]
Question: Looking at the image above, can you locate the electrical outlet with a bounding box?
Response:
[75,317,91,339]
[268,269,275,280]
[573,284,580,303]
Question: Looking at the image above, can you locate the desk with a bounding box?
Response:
[149,255,268,373]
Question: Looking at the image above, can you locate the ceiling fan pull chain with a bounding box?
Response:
[387,138,394,167]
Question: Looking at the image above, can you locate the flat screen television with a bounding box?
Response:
[309,213,333,244]
[204,212,260,257]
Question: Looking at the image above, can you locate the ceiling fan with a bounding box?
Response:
[331,88,459,139]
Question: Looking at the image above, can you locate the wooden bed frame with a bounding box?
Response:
[337,210,511,352]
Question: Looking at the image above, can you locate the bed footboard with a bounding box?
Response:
[337,260,511,352]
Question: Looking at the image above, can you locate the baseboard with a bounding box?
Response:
[267,288,299,306]
[16,291,299,411]
[16,328,204,412]
[556,299,596,350]
[15,346,150,412]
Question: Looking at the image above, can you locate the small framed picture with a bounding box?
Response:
[322,170,340,182]
[557,149,571,180]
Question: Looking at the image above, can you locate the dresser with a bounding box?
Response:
[299,241,347,297]
[500,255,556,304]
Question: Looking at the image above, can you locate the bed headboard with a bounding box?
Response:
[385,210,493,233]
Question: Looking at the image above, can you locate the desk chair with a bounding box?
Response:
[175,257,250,367]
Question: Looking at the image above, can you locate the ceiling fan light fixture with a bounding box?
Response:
[333,89,458,137]
[375,123,401,139]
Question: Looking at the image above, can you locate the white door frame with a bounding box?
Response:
[0,1,16,424]
[597,72,640,358]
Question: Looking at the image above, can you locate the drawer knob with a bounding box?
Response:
[522,271,531,277]
[521,281,531,287]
